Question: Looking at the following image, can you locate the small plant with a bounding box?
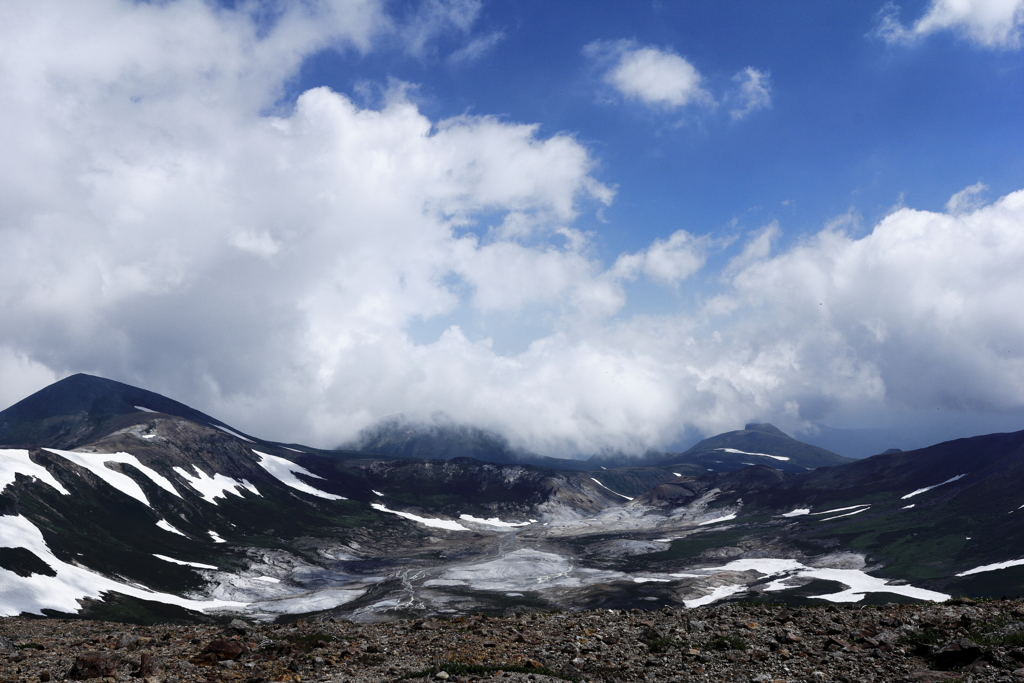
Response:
[703,635,748,651]
[644,636,687,653]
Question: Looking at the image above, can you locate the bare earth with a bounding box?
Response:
[3,599,1024,683]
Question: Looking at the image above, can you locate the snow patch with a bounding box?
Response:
[156,519,187,536]
[698,513,737,526]
[459,514,534,528]
[209,531,226,544]
[153,554,218,570]
[133,405,157,413]
[590,477,633,500]
[45,449,179,506]
[716,448,790,461]
[955,558,1024,577]
[371,504,469,531]
[0,514,245,617]
[781,508,810,517]
[821,507,870,521]
[811,504,868,516]
[256,576,281,583]
[372,490,384,497]
[901,474,967,500]
[252,451,346,500]
[902,504,916,510]
[173,466,260,504]
[1,449,69,495]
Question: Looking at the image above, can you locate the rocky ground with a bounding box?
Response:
[4,599,1024,683]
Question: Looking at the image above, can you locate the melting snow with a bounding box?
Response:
[45,449,179,507]
[252,451,346,500]
[781,508,810,517]
[1,449,69,495]
[156,519,187,536]
[955,558,1024,577]
[716,448,790,461]
[590,478,633,500]
[0,514,245,617]
[153,554,218,570]
[698,513,738,526]
[173,466,259,504]
[371,504,469,531]
[459,514,534,528]
[901,474,967,500]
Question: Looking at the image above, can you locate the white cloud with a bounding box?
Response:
[2,3,1023,458]
[612,230,709,285]
[448,31,505,64]
[729,68,772,121]
[945,181,988,214]
[587,41,712,109]
[875,0,1024,48]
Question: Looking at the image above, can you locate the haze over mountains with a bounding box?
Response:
[1,374,1022,624]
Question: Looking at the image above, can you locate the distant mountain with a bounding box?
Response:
[656,423,852,473]
[4,374,1024,622]
[346,414,599,471]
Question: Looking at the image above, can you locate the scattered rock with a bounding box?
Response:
[67,651,120,680]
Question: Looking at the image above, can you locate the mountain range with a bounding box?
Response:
[1,373,1022,624]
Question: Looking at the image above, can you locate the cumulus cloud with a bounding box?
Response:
[729,68,772,121]
[612,230,710,286]
[2,2,1023,457]
[586,40,712,109]
[875,0,1024,48]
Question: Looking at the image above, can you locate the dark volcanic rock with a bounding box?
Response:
[67,651,120,679]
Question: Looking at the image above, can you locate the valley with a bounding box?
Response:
[1,375,1023,624]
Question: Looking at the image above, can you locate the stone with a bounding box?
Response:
[202,638,248,661]
[67,651,120,680]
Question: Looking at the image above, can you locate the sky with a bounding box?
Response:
[1,0,1023,457]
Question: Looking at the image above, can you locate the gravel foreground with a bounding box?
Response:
[4,599,1024,683]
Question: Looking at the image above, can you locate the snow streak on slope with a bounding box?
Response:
[590,478,633,500]
[371,504,469,531]
[45,449,179,506]
[172,466,260,504]
[153,554,218,570]
[156,519,187,536]
[252,451,346,500]
[901,474,967,499]
[459,514,535,528]
[716,448,790,461]
[0,449,69,495]
[956,558,1024,577]
[0,514,246,616]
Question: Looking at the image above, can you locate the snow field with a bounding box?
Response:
[45,449,179,506]
[251,451,346,500]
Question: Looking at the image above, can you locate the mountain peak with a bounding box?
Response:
[0,373,226,449]
[744,423,788,437]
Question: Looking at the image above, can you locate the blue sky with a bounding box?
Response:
[1,0,1023,456]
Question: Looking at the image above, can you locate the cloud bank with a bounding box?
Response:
[1,1,1023,456]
